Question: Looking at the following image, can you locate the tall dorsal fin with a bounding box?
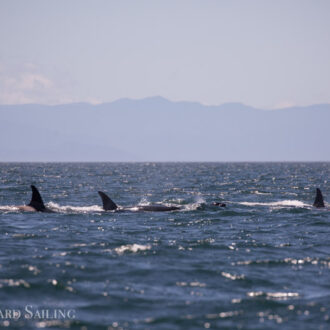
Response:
[98,191,118,210]
[313,188,325,208]
[28,185,46,211]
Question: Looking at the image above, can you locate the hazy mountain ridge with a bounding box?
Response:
[0,97,329,161]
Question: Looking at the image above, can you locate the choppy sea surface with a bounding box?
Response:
[0,162,329,330]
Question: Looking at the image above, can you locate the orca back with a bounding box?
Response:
[313,188,325,208]
[98,191,118,210]
[28,185,46,211]
[138,205,180,212]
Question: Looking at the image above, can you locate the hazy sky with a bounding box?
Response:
[1,0,330,109]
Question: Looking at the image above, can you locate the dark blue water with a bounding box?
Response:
[0,163,329,329]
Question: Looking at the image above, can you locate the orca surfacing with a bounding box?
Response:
[313,188,325,208]
[98,191,181,212]
[18,185,53,212]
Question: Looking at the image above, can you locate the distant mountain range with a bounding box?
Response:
[0,97,329,161]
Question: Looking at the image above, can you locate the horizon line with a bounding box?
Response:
[1,161,329,164]
[0,95,330,111]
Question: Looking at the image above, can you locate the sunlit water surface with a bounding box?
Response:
[0,163,329,329]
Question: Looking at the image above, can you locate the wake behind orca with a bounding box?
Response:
[98,191,181,212]
[238,188,327,209]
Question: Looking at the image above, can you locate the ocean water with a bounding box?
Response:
[0,162,329,330]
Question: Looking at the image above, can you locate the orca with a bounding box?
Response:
[313,188,325,208]
[98,191,181,212]
[18,185,53,212]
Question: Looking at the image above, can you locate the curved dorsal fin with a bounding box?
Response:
[98,191,118,210]
[313,188,325,208]
[28,185,46,211]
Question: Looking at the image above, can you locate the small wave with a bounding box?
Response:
[247,291,299,300]
[239,200,309,208]
[47,202,103,213]
[176,281,206,287]
[205,310,242,319]
[35,321,74,329]
[221,272,245,280]
[0,279,30,288]
[252,191,272,195]
[114,244,151,255]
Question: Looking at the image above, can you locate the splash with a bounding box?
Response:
[137,197,150,206]
[182,196,206,211]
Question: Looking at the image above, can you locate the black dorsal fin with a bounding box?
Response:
[313,188,325,208]
[28,185,46,211]
[98,191,118,210]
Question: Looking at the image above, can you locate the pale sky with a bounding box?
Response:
[1,0,330,109]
